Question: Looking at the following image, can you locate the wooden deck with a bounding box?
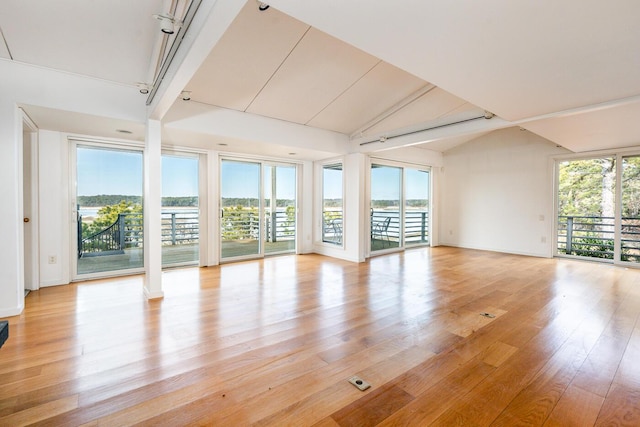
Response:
[2,247,640,425]
[77,241,295,275]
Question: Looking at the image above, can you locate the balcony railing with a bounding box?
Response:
[322,209,429,246]
[557,215,640,262]
[371,209,429,245]
[79,207,430,257]
[220,208,296,243]
[79,210,199,258]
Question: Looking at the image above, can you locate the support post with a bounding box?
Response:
[171,213,177,245]
[566,217,574,254]
[143,119,164,299]
[118,214,126,250]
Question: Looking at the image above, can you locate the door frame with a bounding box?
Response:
[22,109,39,291]
[70,139,146,280]
[367,157,432,258]
[218,155,299,263]
[553,149,640,267]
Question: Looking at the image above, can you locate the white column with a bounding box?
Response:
[143,119,164,299]
[0,101,25,316]
[344,152,367,262]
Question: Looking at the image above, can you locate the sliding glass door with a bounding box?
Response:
[370,162,430,254]
[75,144,144,277]
[556,154,640,265]
[220,160,261,260]
[220,158,297,261]
[557,157,616,260]
[264,164,296,255]
[404,168,430,247]
[371,165,401,251]
[162,154,199,267]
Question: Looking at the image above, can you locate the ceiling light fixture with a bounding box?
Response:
[484,110,495,119]
[153,13,181,34]
[180,90,191,101]
[137,83,151,94]
[256,1,270,11]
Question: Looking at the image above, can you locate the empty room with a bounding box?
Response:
[1,0,639,425]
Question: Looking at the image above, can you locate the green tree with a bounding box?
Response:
[83,201,142,238]
[558,158,615,217]
[221,205,258,240]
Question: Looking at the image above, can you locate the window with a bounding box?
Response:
[322,163,343,245]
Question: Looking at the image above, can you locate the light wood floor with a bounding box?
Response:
[1,247,640,426]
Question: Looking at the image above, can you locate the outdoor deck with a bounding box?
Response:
[77,241,295,275]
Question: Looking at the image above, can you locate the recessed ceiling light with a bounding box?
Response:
[218,143,228,146]
[116,129,133,134]
[288,152,296,155]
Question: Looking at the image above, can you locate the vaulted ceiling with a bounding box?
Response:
[2,0,640,158]
[182,2,483,139]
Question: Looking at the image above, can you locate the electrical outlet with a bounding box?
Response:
[48,255,57,264]
[348,376,371,391]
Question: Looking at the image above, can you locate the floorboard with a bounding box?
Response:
[1,247,640,426]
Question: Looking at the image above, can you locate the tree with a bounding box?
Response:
[558,158,615,217]
[82,201,142,238]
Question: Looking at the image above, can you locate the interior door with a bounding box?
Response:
[220,159,262,260]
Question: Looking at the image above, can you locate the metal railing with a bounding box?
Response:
[321,209,429,246]
[162,211,199,245]
[557,215,614,259]
[557,215,640,262]
[79,207,431,256]
[220,208,296,242]
[264,209,296,242]
[371,209,429,245]
[322,210,343,244]
[79,210,200,257]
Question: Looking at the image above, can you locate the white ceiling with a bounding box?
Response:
[0,0,166,85]
[4,0,640,156]
[267,0,640,153]
[181,1,485,143]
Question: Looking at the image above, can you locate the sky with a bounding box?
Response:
[77,147,198,197]
[323,164,430,202]
[221,160,296,200]
[371,166,430,200]
[76,147,428,202]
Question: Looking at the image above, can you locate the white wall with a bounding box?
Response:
[299,160,314,254]
[440,127,568,257]
[0,59,146,314]
[0,102,24,316]
[38,130,70,287]
[0,60,144,122]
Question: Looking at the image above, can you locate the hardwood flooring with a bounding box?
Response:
[1,247,640,426]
